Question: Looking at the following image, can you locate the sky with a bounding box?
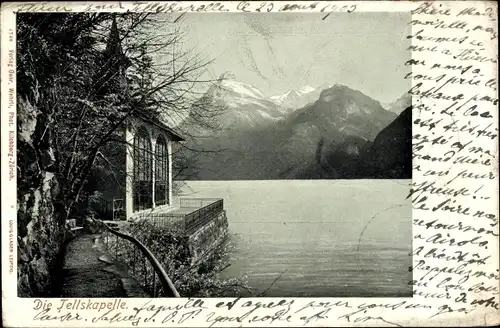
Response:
[158,12,411,104]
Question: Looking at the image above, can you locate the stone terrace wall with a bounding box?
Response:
[187,211,229,265]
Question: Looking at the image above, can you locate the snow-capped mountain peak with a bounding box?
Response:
[214,71,265,99]
[219,71,236,80]
[270,85,327,109]
[384,92,412,114]
[270,87,314,102]
[200,72,286,131]
[298,85,315,94]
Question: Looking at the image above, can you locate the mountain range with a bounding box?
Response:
[179,72,411,180]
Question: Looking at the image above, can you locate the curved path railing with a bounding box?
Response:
[93,218,180,297]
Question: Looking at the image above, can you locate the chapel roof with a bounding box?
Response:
[135,113,185,141]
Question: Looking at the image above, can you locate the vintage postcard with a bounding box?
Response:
[1,1,498,327]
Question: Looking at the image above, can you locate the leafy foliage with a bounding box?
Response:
[108,221,250,297]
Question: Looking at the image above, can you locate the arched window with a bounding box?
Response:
[133,127,153,211]
[155,135,169,206]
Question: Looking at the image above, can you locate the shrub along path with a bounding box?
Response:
[57,233,148,297]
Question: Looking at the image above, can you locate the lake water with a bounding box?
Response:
[179,180,412,297]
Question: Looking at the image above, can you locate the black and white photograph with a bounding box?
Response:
[16,10,412,299]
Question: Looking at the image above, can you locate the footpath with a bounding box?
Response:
[58,233,148,298]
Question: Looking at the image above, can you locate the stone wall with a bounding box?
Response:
[17,97,68,297]
[187,211,229,265]
[116,210,229,267]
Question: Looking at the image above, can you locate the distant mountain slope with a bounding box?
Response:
[364,105,412,178]
[294,106,412,179]
[274,85,397,178]
[286,84,396,142]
